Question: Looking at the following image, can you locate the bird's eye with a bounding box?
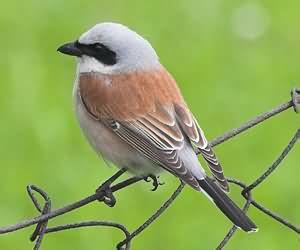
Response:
[74,41,117,65]
[78,42,117,66]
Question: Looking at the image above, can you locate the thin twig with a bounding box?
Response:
[32,203,50,250]
[243,129,300,194]
[216,179,253,250]
[250,200,299,233]
[27,185,52,250]
[0,176,144,234]
[27,177,133,250]
[44,221,131,250]
[243,129,300,233]
[216,130,300,249]
[117,181,186,249]
[203,101,293,150]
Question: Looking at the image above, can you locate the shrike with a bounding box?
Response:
[58,22,257,232]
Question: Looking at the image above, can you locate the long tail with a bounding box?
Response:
[197,177,258,232]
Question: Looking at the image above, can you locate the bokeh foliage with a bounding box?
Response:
[0,0,299,249]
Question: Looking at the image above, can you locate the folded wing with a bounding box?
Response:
[78,69,229,192]
[174,104,229,192]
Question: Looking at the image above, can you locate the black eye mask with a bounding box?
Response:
[75,41,117,66]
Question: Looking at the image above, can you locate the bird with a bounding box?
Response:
[57,22,257,232]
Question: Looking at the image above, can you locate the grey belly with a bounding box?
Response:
[74,92,162,176]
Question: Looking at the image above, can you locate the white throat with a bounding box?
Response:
[77,55,161,75]
[78,55,118,75]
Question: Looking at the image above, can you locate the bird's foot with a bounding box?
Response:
[144,174,164,191]
[95,168,127,207]
[96,181,116,207]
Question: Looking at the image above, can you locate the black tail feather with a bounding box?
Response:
[198,177,258,232]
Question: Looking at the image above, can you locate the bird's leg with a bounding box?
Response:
[144,174,164,191]
[96,168,127,207]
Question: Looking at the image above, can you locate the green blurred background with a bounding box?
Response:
[0,0,299,249]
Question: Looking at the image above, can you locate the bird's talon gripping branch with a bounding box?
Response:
[96,184,116,207]
[291,88,300,113]
[95,168,127,207]
[144,175,163,191]
[143,176,151,183]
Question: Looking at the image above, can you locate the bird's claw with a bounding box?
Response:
[94,168,127,207]
[95,181,116,207]
[144,175,164,191]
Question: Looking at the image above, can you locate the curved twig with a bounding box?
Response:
[216,178,253,250]
[117,181,185,249]
[27,185,52,249]
[0,176,144,234]
[216,130,300,249]
[243,129,300,194]
[44,221,131,250]
[208,101,293,148]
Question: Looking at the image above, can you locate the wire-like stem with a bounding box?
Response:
[203,101,293,150]
[45,221,131,250]
[117,181,185,249]
[243,129,300,194]
[0,176,144,234]
[216,130,300,249]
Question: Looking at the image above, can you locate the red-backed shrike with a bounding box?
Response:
[58,22,257,232]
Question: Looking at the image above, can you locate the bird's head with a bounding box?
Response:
[57,22,159,74]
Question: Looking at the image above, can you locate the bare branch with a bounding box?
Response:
[27,185,52,249]
[0,176,144,234]
[216,129,300,249]
[195,101,293,155]
[209,88,299,149]
[45,221,131,250]
[243,129,300,194]
[117,181,185,249]
[216,178,252,250]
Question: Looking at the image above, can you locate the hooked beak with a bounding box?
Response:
[57,41,83,57]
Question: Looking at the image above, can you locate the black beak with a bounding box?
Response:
[57,42,83,57]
